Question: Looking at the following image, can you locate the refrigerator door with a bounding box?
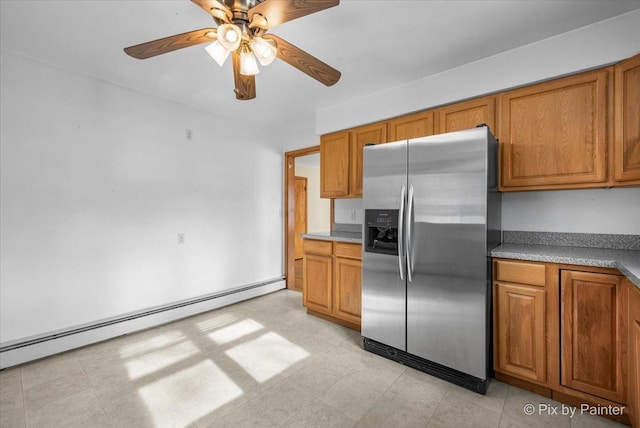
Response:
[406,128,489,379]
[362,140,407,351]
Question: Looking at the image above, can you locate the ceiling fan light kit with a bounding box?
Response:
[250,36,277,66]
[239,42,260,75]
[204,39,230,66]
[123,0,342,100]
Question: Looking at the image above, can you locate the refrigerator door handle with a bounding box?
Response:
[406,185,414,282]
[398,184,406,281]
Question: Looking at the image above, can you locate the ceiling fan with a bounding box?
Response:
[124,0,341,100]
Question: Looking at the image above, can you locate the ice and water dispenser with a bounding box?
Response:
[364,209,399,256]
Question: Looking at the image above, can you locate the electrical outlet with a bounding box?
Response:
[351,210,357,221]
[185,129,192,140]
[177,233,185,244]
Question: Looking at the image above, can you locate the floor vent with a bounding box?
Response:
[363,337,488,394]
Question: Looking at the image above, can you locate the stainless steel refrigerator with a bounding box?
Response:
[361,126,501,394]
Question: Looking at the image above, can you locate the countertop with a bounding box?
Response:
[301,231,362,244]
[491,243,640,288]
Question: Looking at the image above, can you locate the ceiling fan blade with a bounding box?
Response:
[124,28,217,59]
[232,51,257,100]
[190,0,232,22]
[264,34,340,86]
[249,0,339,30]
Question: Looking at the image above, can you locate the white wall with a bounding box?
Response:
[0,50,284,344]
[313,10,640,236]
[503,188,640,234]
[294,163,330,233]
[334,199,364,225]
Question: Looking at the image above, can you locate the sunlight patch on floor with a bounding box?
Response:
[225,332,309,382]
[207,319,264,345]
[125,340,200,380]
[148,359,244,423]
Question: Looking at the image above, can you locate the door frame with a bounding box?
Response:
[294,175,308,260]
[284,146,333,290]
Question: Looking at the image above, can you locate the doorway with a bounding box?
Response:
[294,176,307,290]
[284,147,333,290]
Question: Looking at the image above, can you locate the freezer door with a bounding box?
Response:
[406,128,489,379]
[362,140,407,351]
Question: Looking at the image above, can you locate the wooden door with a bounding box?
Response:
[614,53,640,185]
[437,96,496,135]
[560,270,625,403]
[500,68,610,190]
[349,122,387,197]
[494,281,547,385]
[387,109,436,141]
[629,281,640,428]
[294,177,307,260]
[320,131,350,198]
[334,257,362,325]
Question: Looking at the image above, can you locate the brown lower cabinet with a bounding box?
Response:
[303,238,362,330]
[629,280,640,428]
[493,259,548,387]
[560,270,625,404]
[493,259,637,425]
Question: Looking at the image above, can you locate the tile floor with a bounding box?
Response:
[0,289,628,428]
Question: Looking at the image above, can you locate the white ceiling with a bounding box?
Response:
[2,1,640,136]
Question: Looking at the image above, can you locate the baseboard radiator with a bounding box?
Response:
[0,277,285,369]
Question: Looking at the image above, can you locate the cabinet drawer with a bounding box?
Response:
[334,242,362,259]
[303,239,333,255]
[495,260,545,286]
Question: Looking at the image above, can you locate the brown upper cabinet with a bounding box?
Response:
[500,68,611,191]
[438,96,497,136]
[320,131,350,198]
[387,109,436,141]
[320,52,639,196]
[349,123,387,197]
[614,53,640,186]
[320,122,386,198]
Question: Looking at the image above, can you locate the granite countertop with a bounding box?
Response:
[301,230,362,244]
[491,232,640,288]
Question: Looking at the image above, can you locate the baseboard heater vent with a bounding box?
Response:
[0,277,284,366]
[363,337,488,394]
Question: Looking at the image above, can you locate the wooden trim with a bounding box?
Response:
[547,263,562,393]
[284,146,320,290]
[307,308,361,332]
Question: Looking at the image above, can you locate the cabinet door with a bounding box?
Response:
[629,282,640,428]
[320,131,350,198]
[349,122,387,197]
[500,68,610,190]
[387,110,436,141]
[334,257,362,325]
[303,254,333,314]
[560,270,625,403]
[614,53,640,185]
[494,282,547,385]
[437,96,496,136]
